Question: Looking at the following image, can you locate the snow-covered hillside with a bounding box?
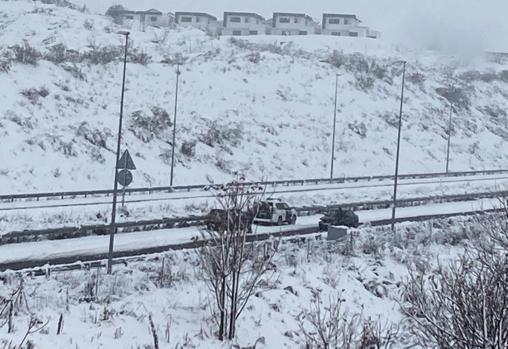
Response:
[1,0,508,193]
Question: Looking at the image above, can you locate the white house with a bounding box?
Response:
[119,9,174,27]
[269,12,317,35]
[175,12,220,34]
[222,12,266,36]
[322,13,379,38]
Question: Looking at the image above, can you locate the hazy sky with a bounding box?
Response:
[81,0,508,53]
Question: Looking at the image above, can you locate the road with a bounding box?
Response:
[0,196,498,269]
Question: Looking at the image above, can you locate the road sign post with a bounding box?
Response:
[117,150,136,206]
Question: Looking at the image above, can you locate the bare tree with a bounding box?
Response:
[197,176,275,340]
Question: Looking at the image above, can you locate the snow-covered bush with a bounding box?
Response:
[20,87,50,104]
[180,141,196,158]
[129,107,172,143]
[435,85,472,110]
[10,41,41,65]
[82,45,121,65]
[199,120,243,149]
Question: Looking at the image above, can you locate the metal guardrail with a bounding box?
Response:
[0,209,501,274]
[1,169,507,203]
[1,189,506,246]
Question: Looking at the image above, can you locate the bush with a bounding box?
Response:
[20,87,50,104]
[199,120,243,148]
[44,43,68,64]
[402,250,508,348]
[180,141,196,157]
[11,41,41,65]
[435,86,472,110]
[76,122,112,149]
[129,107,172,143]
[129,49,151,65]
[82,45,121,65]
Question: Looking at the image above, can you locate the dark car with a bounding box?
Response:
[206,208,255,234]
[318,208,359,231]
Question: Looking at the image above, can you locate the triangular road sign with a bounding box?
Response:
[117,149,136,170]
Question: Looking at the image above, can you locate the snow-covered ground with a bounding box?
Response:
[1,0,508,194]
[0,214,483,348]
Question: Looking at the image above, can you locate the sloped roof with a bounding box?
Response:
[175,12,218,21]
[224,12,265,21]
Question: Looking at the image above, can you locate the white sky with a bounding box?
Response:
[80,0,508,53]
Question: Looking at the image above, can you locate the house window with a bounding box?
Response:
[279,17,290,23]
[249,30,258,35]
[126,15,134,20]
[344,19,349,25]
[232,30,242,36]
[196,16,201,22]
[180,16,192,22]
[150,16,157,22]
[349,32,358,37]
[294,17,299,23]
[329,18,341,24]
[299,31,308,35]
[230,16,241,23]
[332,32,341,36]
[245,17,249,23]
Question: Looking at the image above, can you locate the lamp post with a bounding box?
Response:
[445,103,453,173]
[390,60,407,233]
[330,74,339,181]
[169,64,181,187]
[107,31,130,274]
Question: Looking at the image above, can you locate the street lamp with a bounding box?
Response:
[445,103,453,173]
[169,64,181,187]
[330,73,339,181]
[107,31,130,274]
[390,60,407,233]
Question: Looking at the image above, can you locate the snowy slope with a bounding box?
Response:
[1,0,508,194]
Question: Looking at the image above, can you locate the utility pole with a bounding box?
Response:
[170,64,181,187]
[390,60,407,233]
[445,103,453,173]
[107,31,129,274]
[330,74,339,182]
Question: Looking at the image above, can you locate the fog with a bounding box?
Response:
[80,0,508,53]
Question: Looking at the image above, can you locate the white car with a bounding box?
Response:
[253,199,297,226]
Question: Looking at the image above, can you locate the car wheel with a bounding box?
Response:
[277,216,283,226]
[290,215,297,225]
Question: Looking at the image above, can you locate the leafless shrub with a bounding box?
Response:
[76,122,113,149]
[82,45,121,65]
[401,235,508,349]
[20,87,50,104]
[44,43,69,64]
[199,120,243,149]
[10,41,41,65]
[297,289,398,349]
[197,176,274,340]
[129,49,151,65]
[129,107,172,143]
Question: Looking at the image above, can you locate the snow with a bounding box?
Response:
[1,1,508,194]
[0,213,483,348]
